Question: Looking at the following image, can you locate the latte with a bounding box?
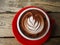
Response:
[17,8,50,40]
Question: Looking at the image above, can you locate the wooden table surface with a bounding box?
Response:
[0,0,60,45]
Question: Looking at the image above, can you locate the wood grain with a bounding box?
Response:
[44,38,60,45]
[48,13,60,36]
[0,14,14,37]
[31,2,60,12]
[0,38,20,45]
[0,13,60,37]
[0,0,60,12]
[31,0,60,2]
[0,38,60,45]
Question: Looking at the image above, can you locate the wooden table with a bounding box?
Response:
[0,0,60,45]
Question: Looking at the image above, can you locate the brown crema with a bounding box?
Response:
[19,10,48,38]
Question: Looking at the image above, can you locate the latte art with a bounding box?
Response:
[25,16,44,34]
[27,16,40,31]
[17,8,50,40]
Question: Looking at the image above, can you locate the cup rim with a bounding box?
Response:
[17,7,50,40]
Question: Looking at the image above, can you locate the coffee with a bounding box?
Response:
[17,8,50,40]
[19,9,48,38]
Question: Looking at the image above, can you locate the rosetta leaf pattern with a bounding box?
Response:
[27,16,40,31]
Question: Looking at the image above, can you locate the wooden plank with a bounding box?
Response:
[48,13,60,36]
[30,0,60,2]
[0,38,20,45]
[0,0,60,12]
[31,2,60,12]
[44,38,60,45]
[0,38,60,45]
[0,14,14,37]
[0,13,60,37]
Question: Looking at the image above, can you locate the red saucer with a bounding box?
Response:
[12,6,54,45]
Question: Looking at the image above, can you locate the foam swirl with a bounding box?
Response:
[27,16,40,31]
[25,16,44,34]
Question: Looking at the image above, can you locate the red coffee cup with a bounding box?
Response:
[12,6,54,45]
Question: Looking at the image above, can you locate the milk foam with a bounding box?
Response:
[26,16,44,34]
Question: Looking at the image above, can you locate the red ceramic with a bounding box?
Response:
[12,6,54,45]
